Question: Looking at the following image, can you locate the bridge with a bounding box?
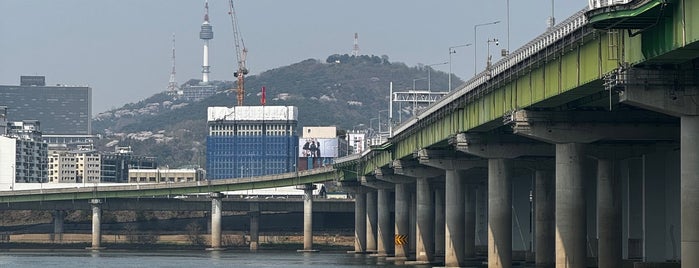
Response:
[2,1,697,267]
[332,1,698,267]
[0,166,340,251]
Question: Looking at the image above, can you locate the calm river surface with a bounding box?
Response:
[0,250,419,268]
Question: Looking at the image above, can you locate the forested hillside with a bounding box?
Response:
[92,55,462,167]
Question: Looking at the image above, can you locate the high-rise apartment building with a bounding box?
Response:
[206,106,298,179]
[0,119,48,186]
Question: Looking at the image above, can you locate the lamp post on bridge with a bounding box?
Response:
[378,109,389,136]
[413,78,426,90]
[427,62,448,93]
[486,38,499,72]
[474,20,500,76]
[449,43,472,92]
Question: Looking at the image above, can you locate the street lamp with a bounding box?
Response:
[548,0,555,29]
[378,109,389,134]
[486,38,499,71]
[427,62,448,93]
[369,117,379,133]
[448,43,472,91]
[474,20,501,75]
[412,78,426,90]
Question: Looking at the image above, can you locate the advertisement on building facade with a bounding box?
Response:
[299,138,339,158]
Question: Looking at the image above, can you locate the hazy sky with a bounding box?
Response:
[0,1,585,114]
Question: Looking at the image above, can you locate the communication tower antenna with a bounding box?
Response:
[167,33,179,93]
[352,33,360,56]
[200,0,214,84]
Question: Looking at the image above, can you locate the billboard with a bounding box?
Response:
[299,138,339,158]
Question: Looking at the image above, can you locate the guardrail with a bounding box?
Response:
[392,7,590,137]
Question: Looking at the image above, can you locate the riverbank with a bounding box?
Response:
[0,233,354,251]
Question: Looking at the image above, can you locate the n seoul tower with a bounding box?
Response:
[200,0,214,84]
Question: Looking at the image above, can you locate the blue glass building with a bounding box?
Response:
[206,106,298,179]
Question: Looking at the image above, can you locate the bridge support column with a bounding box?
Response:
[619,68,699,267]
[207,192,223,251]
[298,184,318,252]
[416,152,487,267]
[394,183,410,260]
[555,143,587,268]
[465,181,478,259]
[535,169,555,268]
[249,203,260,251]
[445,169,465,267]
[681,116,699,266]
[434,183,445,257]
[87,199,104,250]
[476,182,487,246]
[409,191,416,254]
[52,210,64,243]
[366,191,378,253]
[597,157,622,268]
[488,158,513,268]
[354,189,367,253]
[415,177,434,263]
[376,188,393,256]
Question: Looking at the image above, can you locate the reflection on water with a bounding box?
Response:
[0,250,416,268]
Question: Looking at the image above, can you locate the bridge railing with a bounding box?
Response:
[0,165,336,197]
[588,0,633,10]
[392,7,590,138]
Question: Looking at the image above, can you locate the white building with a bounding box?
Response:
[48,149,101,184]
[129,167,205,183]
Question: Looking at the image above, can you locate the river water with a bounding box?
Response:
[0,250,419,268]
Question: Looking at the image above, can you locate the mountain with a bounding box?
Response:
[92,55,463,167]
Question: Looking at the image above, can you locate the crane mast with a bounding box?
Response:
[228,0,248,106]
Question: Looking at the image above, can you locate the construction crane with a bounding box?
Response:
[228,0,248,106]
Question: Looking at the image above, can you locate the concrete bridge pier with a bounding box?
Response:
[506,110,682,267]
[534,169,555,268]
[416,152,486,267]
[52,210,64,242]
[360,174,396,257]
[376,167,420,260]
[353,187,367,254]
[207,192,224,251]
[87,199,104,250]
[619,68,699,267]
[554,143,588,268]
[393,182,411,260]
[596,156,623,268]
[488,158,513,268]
[249,203,260,251]
[409,191,417,255]
[366,190,378,254]
[297,183,318,252]
[414,177,434,263]
[376,188,394,257]
[434,181,445,258]
[454,133,554,268]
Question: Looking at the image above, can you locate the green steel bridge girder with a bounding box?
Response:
[351,0,699,176]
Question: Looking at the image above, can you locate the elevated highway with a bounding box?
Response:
[335,1,699,267]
